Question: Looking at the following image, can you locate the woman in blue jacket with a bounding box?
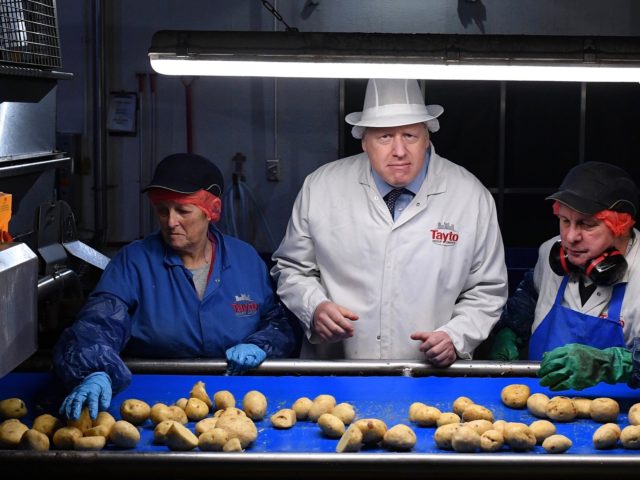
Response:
[53,153,296,420]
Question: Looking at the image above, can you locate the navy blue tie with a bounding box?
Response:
[384,188,408,217]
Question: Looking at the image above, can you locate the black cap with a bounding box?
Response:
[546,162,639,218]
[142,153,224,197]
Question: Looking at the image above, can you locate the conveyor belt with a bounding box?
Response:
[1,362,639,479]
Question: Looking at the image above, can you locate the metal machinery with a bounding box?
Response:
[0,0,107,376]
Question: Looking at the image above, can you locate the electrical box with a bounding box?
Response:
[0,192,11,232]
[266,159,280,181]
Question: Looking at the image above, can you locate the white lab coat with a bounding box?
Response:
[271,147,508,360]
[532,232,640,345]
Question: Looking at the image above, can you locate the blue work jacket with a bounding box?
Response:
[53,226,295,392]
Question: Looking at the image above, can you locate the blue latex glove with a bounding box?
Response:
[60,371,112,420]
[225,344,267,375]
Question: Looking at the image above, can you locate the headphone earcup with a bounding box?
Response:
[583,248,628,286]
[549,241,578,276]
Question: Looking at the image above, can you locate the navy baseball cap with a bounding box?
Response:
[142,153,224,197]
[546,162,639,218]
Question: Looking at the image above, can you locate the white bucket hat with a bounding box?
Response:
[345,78,444,139]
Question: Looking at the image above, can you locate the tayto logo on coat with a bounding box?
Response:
[430,222,459,246]
[232,293,258,316]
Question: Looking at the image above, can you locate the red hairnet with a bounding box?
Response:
[552,201,634,237]
[147,188,221,223]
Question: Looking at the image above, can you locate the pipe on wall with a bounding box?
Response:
[91,0,108,246]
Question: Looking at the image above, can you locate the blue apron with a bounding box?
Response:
[528,276,626,360]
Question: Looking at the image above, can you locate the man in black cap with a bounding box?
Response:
[53,153,297,420]
[490,161,640,391]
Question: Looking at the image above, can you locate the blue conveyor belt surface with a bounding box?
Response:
[1,372,638,454]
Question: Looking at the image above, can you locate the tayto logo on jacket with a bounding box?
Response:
[232,293,259,316]
[430,222,459,246]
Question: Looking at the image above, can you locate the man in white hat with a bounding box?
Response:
[271,79,508,366]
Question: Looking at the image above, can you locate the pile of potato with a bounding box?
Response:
[413,394,571,454]
[0,397,139,451]
[499,383,640,451]
[3,380,639,454]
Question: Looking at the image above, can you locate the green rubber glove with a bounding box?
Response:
[488,327,522,361]
[538,343,633,391]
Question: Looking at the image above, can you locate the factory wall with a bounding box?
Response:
[54,0,640,253]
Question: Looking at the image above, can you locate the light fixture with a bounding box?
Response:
[149,31,640,82]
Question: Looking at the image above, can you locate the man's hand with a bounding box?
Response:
[312,301,359,343]
[538,343,633,391]
[488,327,522,361]
[411,331,457,367]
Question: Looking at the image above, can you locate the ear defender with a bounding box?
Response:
[549,240,627,286]
[549,241,579,276]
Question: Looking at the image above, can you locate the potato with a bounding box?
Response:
[462,404,494,422]
[542,434,572,453]
[94,411,116,428]
[175,398,188,410]
[195,417,219,436]
[0,397,27,420]
[353,418,387,444]
[150,403,171,424]
[19,429,49,451]
[436,412,461,427]
[243,390,267,421]
[465,419,493,436]
[222,437,243,452]
[317,413,345,438]
[434,423,461,450]
[199,428,229,451]
[52,426,83,450]
[308,395,337,422]
[165,422,198,451]
[629,403,640,426]
[408,402,427,421]
[529,419,556,444]
[451,425,481,453]
[216,407,246,418]
[120,399,151,425]
[270,408,297,429]
[85,424,112,437]
[620,425,640,449]
[165,405,188,424]
[86,411,115,437]
[336,424,363,453]
[215,412,258,448]
[590,397,619,423]
[331,403,356,425]
[73,435,106,451]
[185,397,209,421]
[500,384,530,409]
[492,420,508,435]
[412,405,441,427]
[292,397,313,420]
[382,424,416,451]
[66,407,92,433]
[503,422,536,451]
[526,393,549,418]
[109,420,140,448]
[592,423,620,449]
[190,381,213,409]
[452,396,474,416]
[571,397,592,418]
[154,420,181,444]
[480,429,504,452]
[545,396,577,422]
[32,413,62,439]
[214,390,236,410]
